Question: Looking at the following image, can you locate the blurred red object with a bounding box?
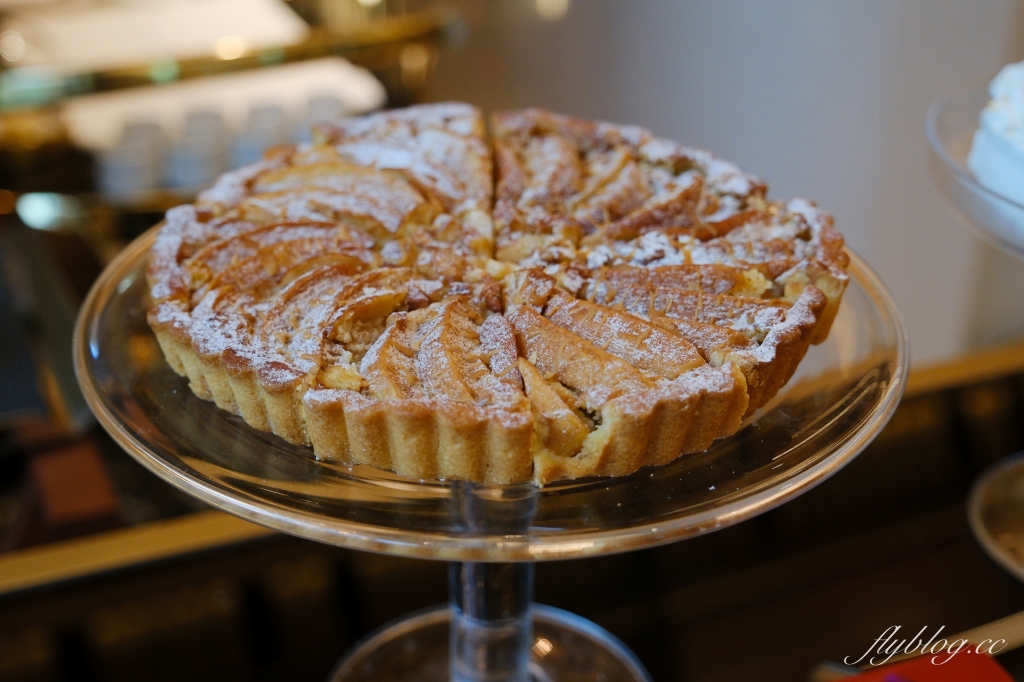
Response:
[2,439,122,551]
[851,650,1012,681]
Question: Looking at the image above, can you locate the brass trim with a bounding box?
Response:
[0,510,274,596]
[0,11,451,109]
[906,341,1024,397]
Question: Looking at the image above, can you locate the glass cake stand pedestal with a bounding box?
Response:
[74,230,907,681]
[928,84,1024,583]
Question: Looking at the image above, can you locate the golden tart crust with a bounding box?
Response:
[147,102,848,485]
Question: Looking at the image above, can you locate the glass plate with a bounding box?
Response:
[927,83,1024,259]
[74,229,907,561]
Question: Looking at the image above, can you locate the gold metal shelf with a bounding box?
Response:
[0,510,273,595]
[0,9,453,110]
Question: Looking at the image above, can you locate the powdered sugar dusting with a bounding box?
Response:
[146,102,848,481]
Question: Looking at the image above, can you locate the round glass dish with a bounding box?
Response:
[968,453,1024,584]
[74,229,907,562]
[927,82,1024,259]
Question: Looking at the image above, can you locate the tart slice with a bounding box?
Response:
[314,102,494,254]
[304,297,535,484]
[490,107,767,263]
[579,197,848,343]
[583,265,827,414]
[502,270,748,482]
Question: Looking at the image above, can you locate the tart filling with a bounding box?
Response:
[147,102,848,484]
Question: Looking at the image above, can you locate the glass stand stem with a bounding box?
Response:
[449,561,535,682]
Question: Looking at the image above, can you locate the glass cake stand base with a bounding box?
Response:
[331,602,650,682]
[332,560,650,682]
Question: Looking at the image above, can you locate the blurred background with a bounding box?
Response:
[2,1,1024,681]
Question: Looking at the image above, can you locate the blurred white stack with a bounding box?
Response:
[231,104,289,169]
[97,121,166,202]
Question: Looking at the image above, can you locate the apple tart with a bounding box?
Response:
[147,102,848,485]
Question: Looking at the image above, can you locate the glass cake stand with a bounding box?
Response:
[74,229,907,681]
[928,83,1024,583]
[927,82,1024,259]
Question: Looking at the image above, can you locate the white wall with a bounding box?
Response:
[431,0,1024,365]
